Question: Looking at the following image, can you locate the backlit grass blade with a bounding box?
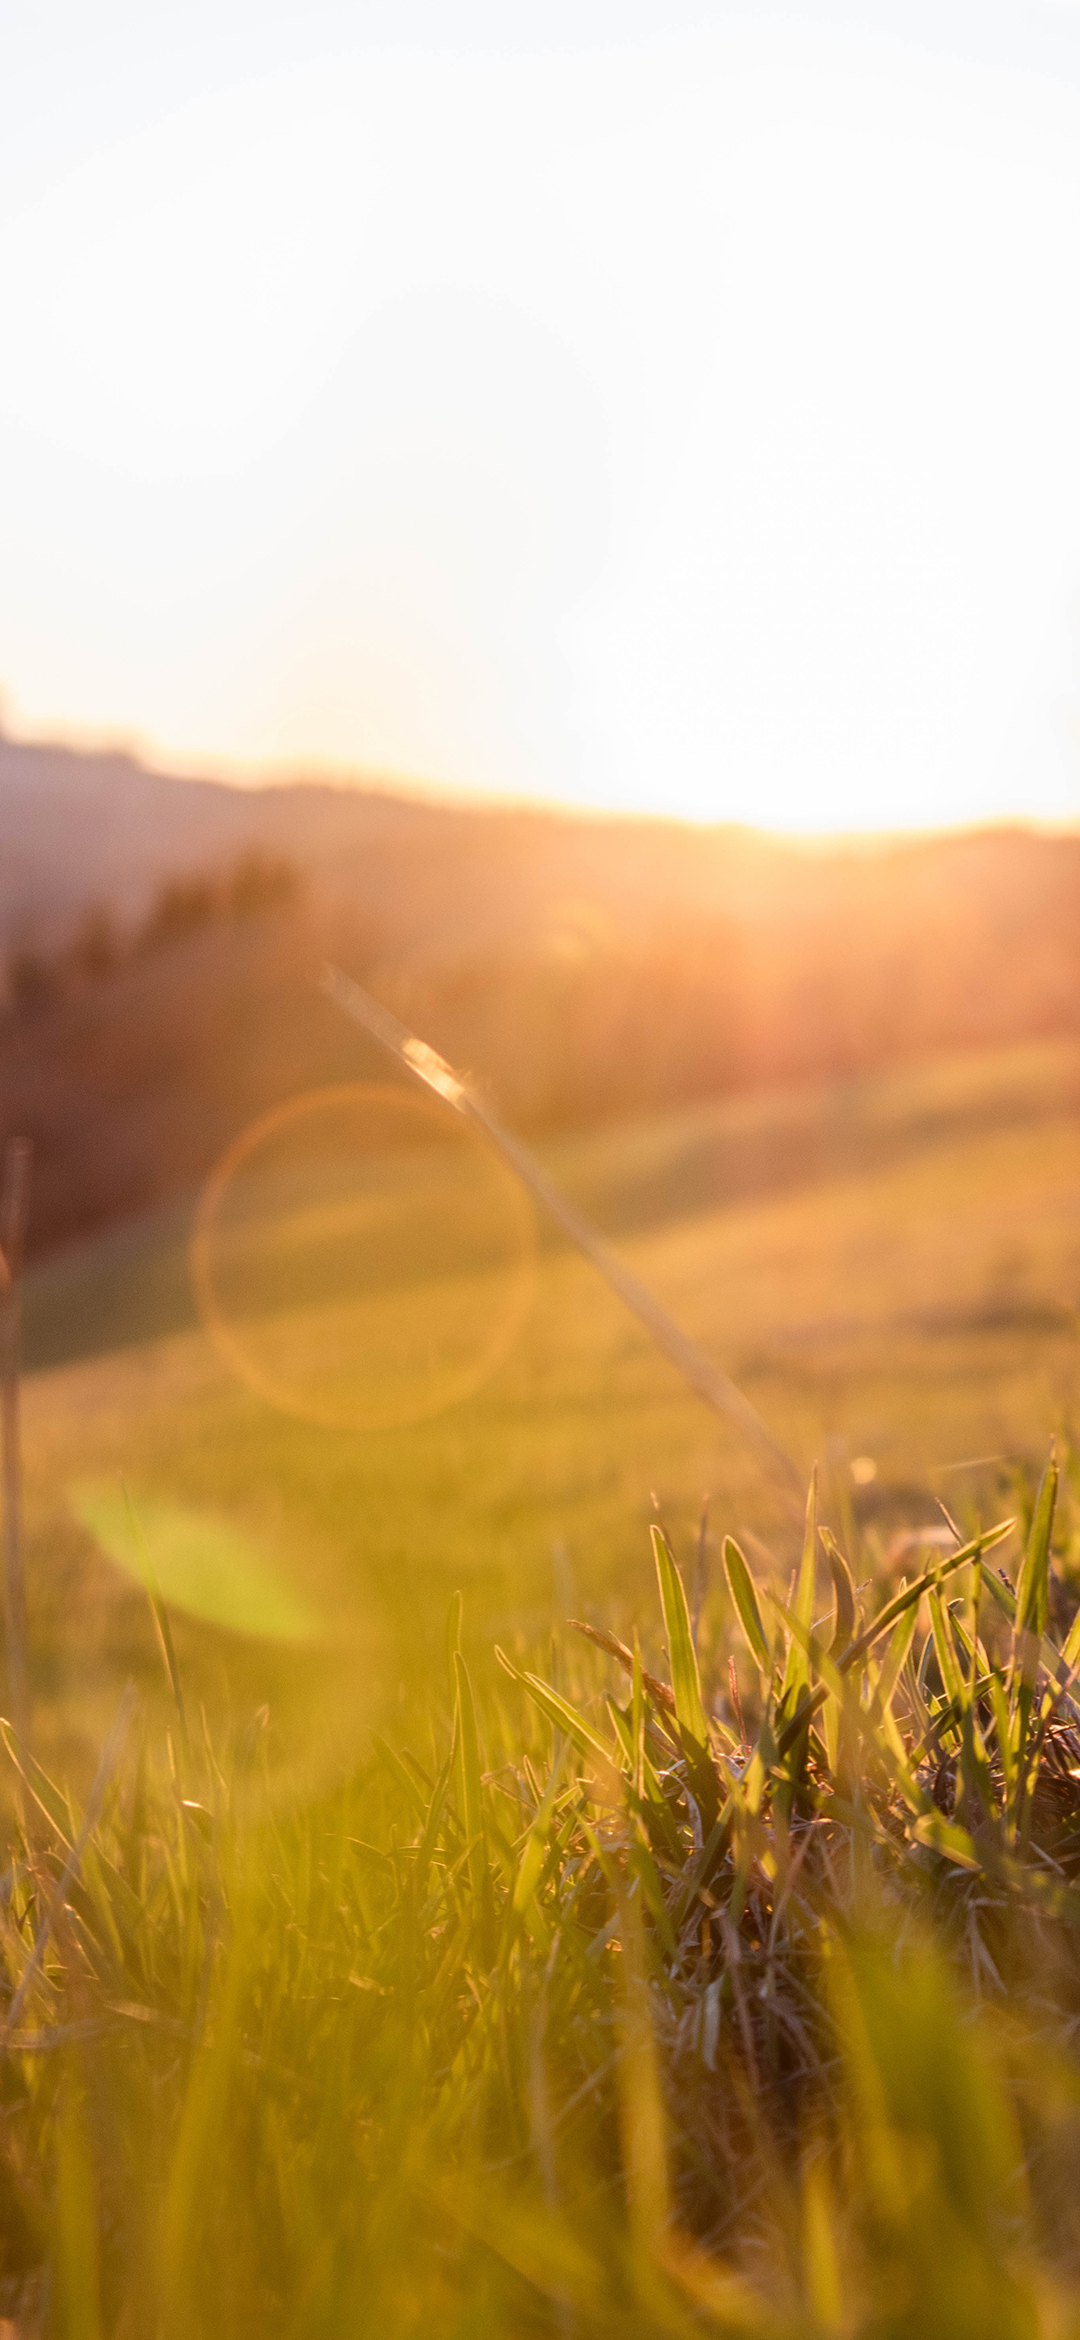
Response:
[820,1524,856,1656]
[928,1590,963,1710]
[624,1832,678,1961]
[909,1812,981,1871]
[604,1699,682,1861]
[774,1683,828,1760]
[979,1561,1080,1708]
[4,1684,138,2038]
[323,962,802,1489]
[989,1670,1016,1803]
[512,1748,566,1918]
[773,1596,929,1817]
[651,1525,710,1749]
[453,1651,488,1919]
[869,1603,918,1723]
[372,1734,428,1825]
[769,1601,845,1733]
[413,1754,453,1896]
[652,1524,721,1823]
[839,1519,1013,1674]
[496,1649,615,1773]
[722,1536,772,1678]
[1012,1454,1058,1812]
[781,1469,818,1711]
[570,1617,677,1721]
[631,1634,645,1805]
[1015,1450,1056,1649]
[159,1917,245,2314]
[54,2064,102,2340]
[615,1877,670,2274]
[446,1589,463,1694]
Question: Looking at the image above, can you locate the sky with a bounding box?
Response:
[4,0,1080,832]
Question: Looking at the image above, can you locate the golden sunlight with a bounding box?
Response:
[2,5,1080,831]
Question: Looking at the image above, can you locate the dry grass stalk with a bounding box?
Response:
[321,963,802,1494]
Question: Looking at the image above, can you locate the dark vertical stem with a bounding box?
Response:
[1,1138,32,1750]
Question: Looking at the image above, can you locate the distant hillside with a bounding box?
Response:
[0,728,452,945]
[2,730,1079,1258]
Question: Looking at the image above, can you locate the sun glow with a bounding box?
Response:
[3,4,1080,833]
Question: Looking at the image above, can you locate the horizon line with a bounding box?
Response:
[2,710,1078,856]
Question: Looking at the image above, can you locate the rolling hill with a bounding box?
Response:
[3,727,1080,1260]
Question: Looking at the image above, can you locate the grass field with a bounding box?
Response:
[16,1036,1080,1789]
[3,1409,1080,2332]
[4,1035,1080,2333]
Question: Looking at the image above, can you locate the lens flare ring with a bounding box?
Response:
[189,1082,538,1432]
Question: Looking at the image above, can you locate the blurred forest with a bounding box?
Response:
[3,728,1079,1258]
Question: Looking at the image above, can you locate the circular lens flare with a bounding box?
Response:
[190,1082,538,1431]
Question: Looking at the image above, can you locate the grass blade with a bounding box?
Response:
[651,1526,709,1749]
[781,1469,818,1712]
[820,1525,856,1657]
[928,1590,963,1710]
[497,1650,615,1774]
[722,1536,772,1678]
[840,1519,1013,1675]
[1015,1450,1056,1648]
[454,1651,488,1913]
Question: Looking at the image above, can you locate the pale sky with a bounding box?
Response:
[4,1,1080,831]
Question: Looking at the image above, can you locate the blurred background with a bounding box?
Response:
[2,0,1079,1778]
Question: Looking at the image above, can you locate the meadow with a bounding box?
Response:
[16,1032,1080,1784]
[2,1031,1080,2334]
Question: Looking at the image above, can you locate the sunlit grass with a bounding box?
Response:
[15,1038,1080,1791]
[2,1451,1080,2333]
[2,1037,1079,2325]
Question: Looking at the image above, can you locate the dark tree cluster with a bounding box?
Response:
[2,849,304,1021]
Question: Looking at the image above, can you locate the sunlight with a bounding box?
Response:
[2,7,1080,830]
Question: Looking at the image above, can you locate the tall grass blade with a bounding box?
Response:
[4,1682,138,2037]
[1012,1452,1058,1817]
[722,1536,771,1677]
[454,1649,493,1960]
[54,2062,102,2340]
[650,1526,709,1749]
[322,963,802,1491]
[840,1519,1013,1674]
[780,1468,818,1712]
[928,1588,964,1710]
[615,1876,669,2286]
[1015,1449,1056,1649]
[652,1525,719,1823]
[498,1649,616,1772]
[820,1524,856,1656]
[159,1922,245,2331]
[446,1587,463,1691]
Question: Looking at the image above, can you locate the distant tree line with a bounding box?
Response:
[2,849,303,1021]
[5,816,1080,1262]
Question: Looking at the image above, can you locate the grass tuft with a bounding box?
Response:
[2,1454,1080,2330]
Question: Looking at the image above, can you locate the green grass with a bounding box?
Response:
[3,1037,1080,2328]
[16,1036,1080,1786]
[2,1449,1080,2333]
